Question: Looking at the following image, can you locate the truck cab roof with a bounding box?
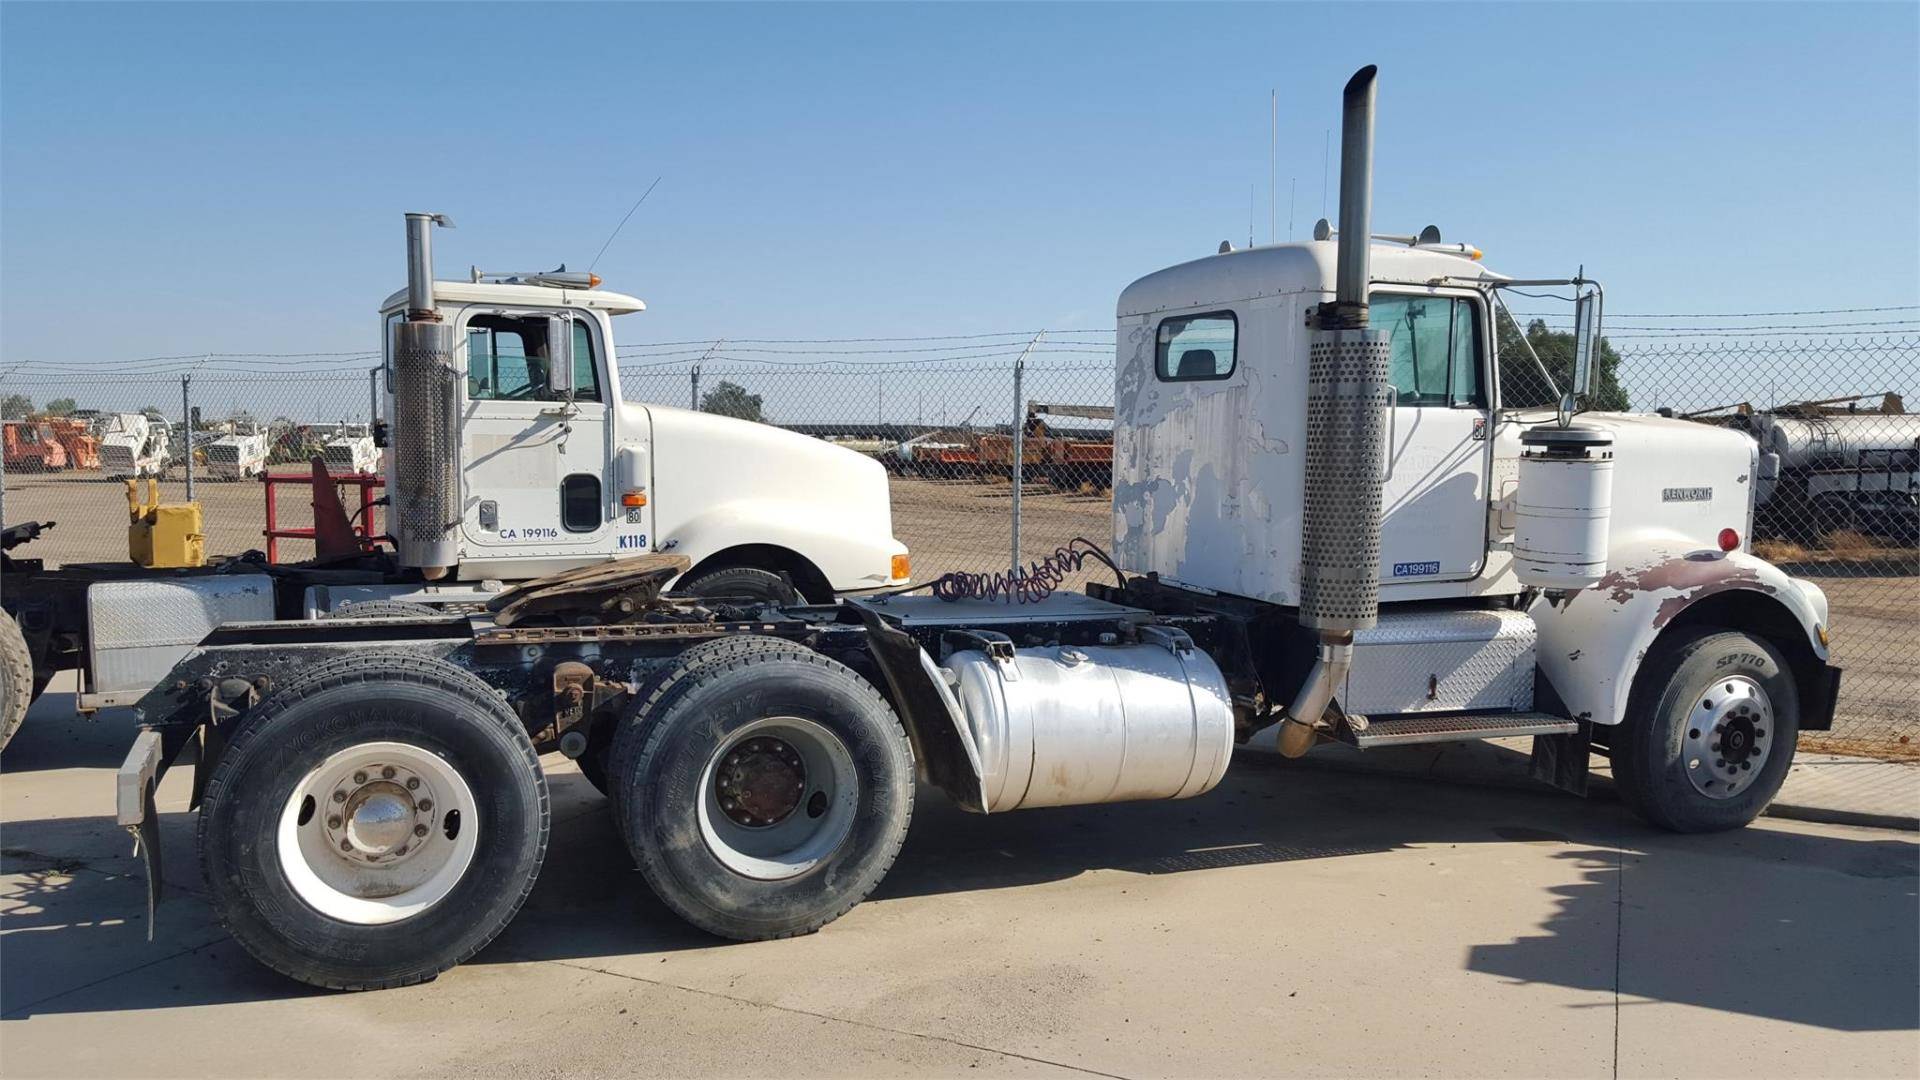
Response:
[1118,239,1502,319]
[379,280,647,316]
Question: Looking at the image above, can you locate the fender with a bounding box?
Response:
[1530,540,1831,729]
[658,500,907,594]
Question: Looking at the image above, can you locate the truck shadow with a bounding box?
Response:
[3,752,1914,1032]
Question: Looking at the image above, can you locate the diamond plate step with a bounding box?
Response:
[1336,711,1577,749]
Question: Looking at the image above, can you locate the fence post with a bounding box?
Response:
[181,372,195,502]
[1010,330,1045,577]
[691,338,724,411]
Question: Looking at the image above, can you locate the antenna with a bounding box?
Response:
[1321,128,1330,219]
[1270,89,1278,244]
[1249,183,1255,249]
[587,175,663,273]
[1288,177,1296,241]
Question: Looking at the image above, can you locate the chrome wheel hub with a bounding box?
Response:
[280,741,478,924]
[1682,675,1774,800]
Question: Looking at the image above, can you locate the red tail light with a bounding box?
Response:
[1718,528,1740,552]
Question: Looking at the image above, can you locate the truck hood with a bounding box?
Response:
[1521,410,1758,553]
[643,403,898,560]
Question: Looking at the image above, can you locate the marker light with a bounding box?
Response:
[891,553,911,581]
[1718,528,1740,552]
[621,490,647,508]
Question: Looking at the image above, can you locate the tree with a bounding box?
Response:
[0,394,31,420]
[700,380,765,423]
[42,397,76,416]
[1494,315,1630,412]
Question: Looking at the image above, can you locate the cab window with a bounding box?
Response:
[1155,312,1237,381]
[466,315,601,402]
[1369,294,1484,407]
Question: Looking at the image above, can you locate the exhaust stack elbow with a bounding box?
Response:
[1278,638,1354,757]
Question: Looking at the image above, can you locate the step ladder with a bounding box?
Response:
[1332,711,1578,749]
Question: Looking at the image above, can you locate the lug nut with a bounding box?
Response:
[327,815,342,829]
[406,777,420,790]
[382,766,396,779]
[414,824,429,837]
[353,771,367,784]
[340,839,353,852]
[393,844,408,857]
[332,790,348,803]
[416,799,432,812]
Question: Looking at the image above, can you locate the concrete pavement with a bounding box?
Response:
[3,698,1916,1079]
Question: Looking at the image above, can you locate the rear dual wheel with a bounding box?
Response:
[198,654,548,990]
[611,639,914,940]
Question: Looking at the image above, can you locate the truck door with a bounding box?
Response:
[1371,290,1491,584]
[457,311,612,555]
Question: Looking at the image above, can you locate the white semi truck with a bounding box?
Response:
[0,66,1840,992]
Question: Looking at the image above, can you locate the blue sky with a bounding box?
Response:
[3,1,1916,400]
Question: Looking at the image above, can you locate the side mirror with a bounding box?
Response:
[547,315,574,396]
[1571,289,1601,398]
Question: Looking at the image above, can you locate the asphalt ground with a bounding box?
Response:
[2,687,1915,1079]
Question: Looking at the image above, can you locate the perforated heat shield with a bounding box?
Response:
[391,320,460,570]
[1299,327,1391,632]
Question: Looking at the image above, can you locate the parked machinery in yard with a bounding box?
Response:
[47,417,101,470]
[3,420,69,472]
[320,424,382,476]
[0,66,1840,992]
[1700,395,1919,544]
[202,421,270,481]
[96,411,173,478]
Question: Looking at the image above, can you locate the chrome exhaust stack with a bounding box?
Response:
[392,212,461,579]
[1280,66,1392,757]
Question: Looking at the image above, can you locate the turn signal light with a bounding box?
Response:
[1718,528,1740,552]
[891,553,911,581]
[621,490,647,508]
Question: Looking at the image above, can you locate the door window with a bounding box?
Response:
[1369,294,1484,407]
[466,315,601,402]
[560,473,602,532]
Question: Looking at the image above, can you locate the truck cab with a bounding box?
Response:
[376,275,908,600]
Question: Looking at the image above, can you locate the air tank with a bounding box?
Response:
[941,633,1234,812]
[1514,424,1615,590]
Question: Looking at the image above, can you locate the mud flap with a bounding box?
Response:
[116,729,165,939]
[1529,723,1593,797]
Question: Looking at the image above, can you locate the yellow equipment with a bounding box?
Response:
[125,479,206,568]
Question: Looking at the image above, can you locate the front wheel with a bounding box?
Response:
[197,654,549,990]
[1610,627,1799,833]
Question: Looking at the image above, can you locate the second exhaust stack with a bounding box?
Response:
[1281,65,1392,756]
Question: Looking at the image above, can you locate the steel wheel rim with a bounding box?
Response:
[1681,675,1774,800]
[277,740,479,924]
[697,717,858,881]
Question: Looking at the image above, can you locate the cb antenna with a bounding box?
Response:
[588,176,663,273]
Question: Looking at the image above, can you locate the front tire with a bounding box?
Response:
[618,643,913,940]
[1611,627,1799,833]
[198,654,549,990]
[678,566,803,605]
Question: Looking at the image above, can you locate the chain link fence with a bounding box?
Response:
[2,328,1913,757]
